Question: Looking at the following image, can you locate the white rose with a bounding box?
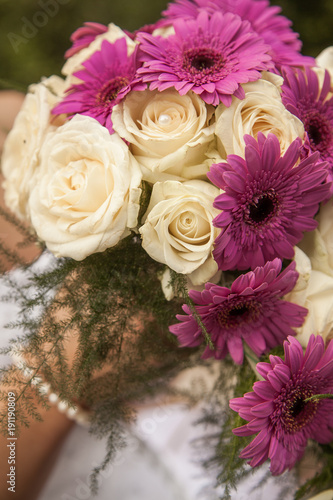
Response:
[112,88,215,183]
[214,73,304,159]
[316,46,333,88]
[139,180,220,285]
[1,75,66,220]
[151,25,175,38]
[299,198,333,277]
[29,115,142,260]
[316,198,333,267]
[307,490,333,500]
[285,247,333,347]
[62,24,136,82]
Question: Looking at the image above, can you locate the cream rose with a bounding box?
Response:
[29,115,142,260]
[151,25,175,38]
[307,490,333,500]
[299,198,333,277]
[213,73,304,159]
[112,88,215,183]
[316,46,333,88]
[139,180,220,285]
[316,198,333,268]
[1,75,66,220]
[285,247,333,347]
[62,24,136,81]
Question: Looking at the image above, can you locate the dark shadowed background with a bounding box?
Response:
[0,0,332,90]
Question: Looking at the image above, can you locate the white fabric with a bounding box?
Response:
[0,254,297,500]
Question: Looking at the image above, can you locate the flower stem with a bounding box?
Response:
[304,393,333,403]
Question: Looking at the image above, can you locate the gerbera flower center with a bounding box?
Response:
[96,76,129,106]
[304,109,332,153]
[271,375,320,435]
[249,196,275,223]
[183,47,225,76]
[290,397,306,418]
[229,305,249,317]
[283,393,318,433]
[245,191,278,226]
[217,299,260,330]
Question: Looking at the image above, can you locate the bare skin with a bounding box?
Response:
[0,396,74,500]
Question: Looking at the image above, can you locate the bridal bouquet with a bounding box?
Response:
[1,0,333,497]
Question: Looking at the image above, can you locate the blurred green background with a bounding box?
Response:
[0,0,332,91]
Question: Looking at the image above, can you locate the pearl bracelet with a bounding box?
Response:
[10,347,91,426]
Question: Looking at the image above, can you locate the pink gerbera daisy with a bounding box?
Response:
[161,0,314,69]
[52,39,145,133]
[169,259,307,365]
[136,11,272,106]
[230,335,333,475]
[282,67,333,186]
[65,22,108,59]
[207,133,330,271]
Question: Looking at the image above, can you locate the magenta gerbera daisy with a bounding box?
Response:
[136,11,272,106]
[65,22,108,59]
[163,0,298,49]
[230,335,333,475]
[169,259,307,365]
[282,67,333,186]
[52,39,145,133]
[207,133,330,271]
[161,0,314,70]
